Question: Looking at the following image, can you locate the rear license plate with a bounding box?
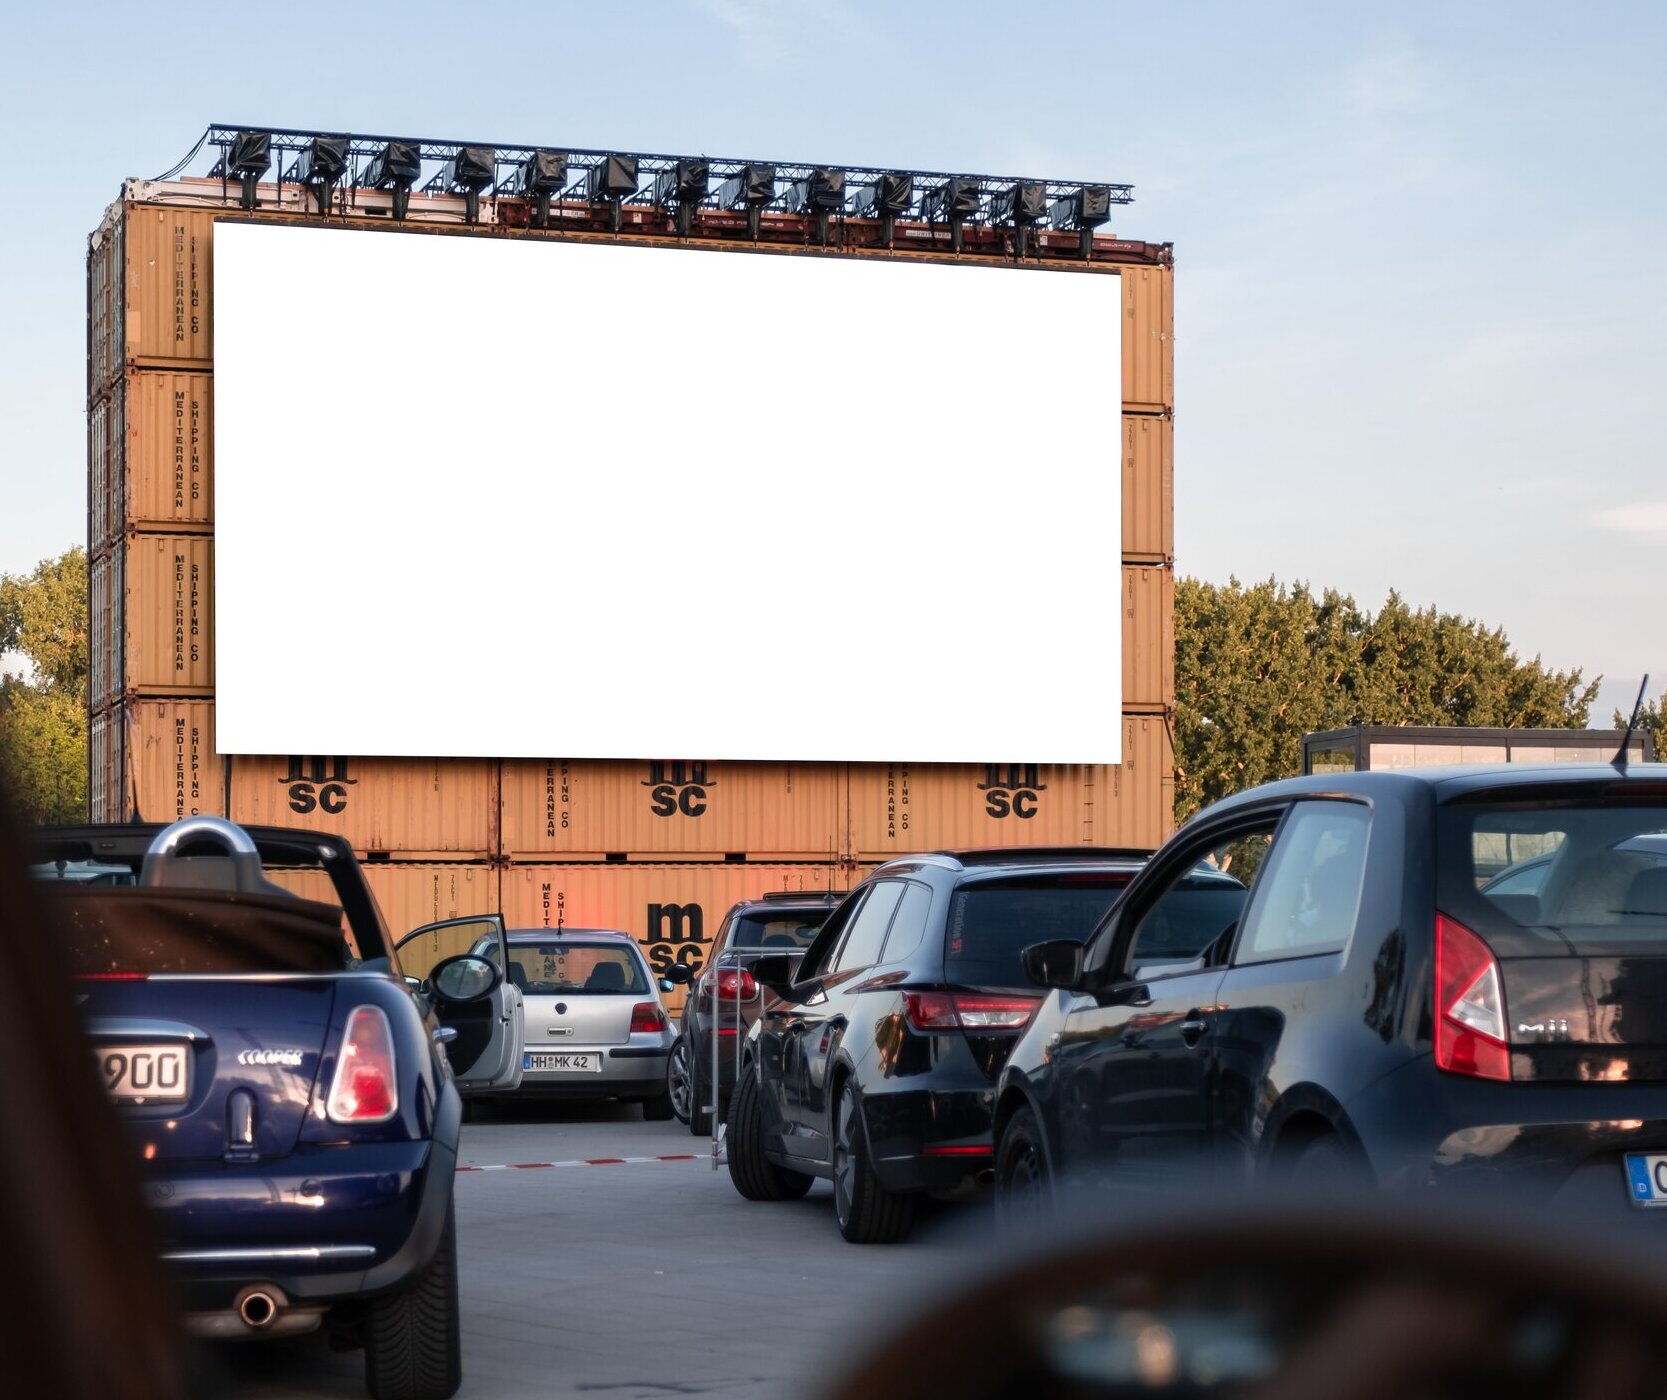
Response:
[1624,1153,1667,1207]
[96,1043,189,1103]
[524,1051,601,1073]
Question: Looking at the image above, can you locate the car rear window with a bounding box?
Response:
[944,875,1133,990]
[509,943,647,994]
[1438,801,1667,956]
[727,912,828,951]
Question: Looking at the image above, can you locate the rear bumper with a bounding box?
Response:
[863,1083,999,1194]
[150,1135,454,1310]
[1345,1056,1667,1219]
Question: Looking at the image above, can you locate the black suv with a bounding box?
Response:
[666,892,842,1135]
[726,850,1145,1242]
[995,762,1667,1222]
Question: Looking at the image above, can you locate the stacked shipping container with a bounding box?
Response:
[87,182,1175,1002]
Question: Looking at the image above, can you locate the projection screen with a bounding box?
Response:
[213,221,1122,762]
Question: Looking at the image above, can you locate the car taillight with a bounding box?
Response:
[715,968,757,1001]
[326,1005,399,1123]
[1434,914,1510,1081]
[74,971,147,981]
[630,1002,668,1034]
[902,990,1039,1033]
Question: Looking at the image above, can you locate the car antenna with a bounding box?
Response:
[1613,673,1650,773]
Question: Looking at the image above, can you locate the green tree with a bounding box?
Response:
[1174,577,1597,822]
[0,547,89,824]
[1612,692,1664,760]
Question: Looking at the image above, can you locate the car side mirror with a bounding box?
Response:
[429,953,502,1004]
[663,963,695,986]
[749,953,796,995]
[1022,939,1085,991]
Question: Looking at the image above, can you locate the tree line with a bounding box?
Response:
[0,549,1655,826]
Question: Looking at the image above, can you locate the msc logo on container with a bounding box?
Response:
[978,764,1048,820]
[282,757,357,815]
[644,761,714,819]
[645,901,708,977]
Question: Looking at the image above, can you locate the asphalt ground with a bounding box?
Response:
[206,1097,991,1398]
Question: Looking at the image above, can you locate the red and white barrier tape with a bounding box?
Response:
[457,1154,700,1172]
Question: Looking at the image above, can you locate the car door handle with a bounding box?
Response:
[432,1026,458,1045]
[1179,1016,1209,1045]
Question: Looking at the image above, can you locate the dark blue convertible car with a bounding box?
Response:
[34,815,524,1400]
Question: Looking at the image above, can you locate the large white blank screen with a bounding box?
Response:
[215,222,1121,762]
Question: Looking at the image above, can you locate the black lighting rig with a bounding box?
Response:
[190,124,1147,261]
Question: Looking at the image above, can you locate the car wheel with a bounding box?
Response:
[726,1068,812,1202]
[994,1105,1053,1236]
[832,1080,916,1244]
[667,1036,693,1125]
[688,1042,712,1137]
[364,1197,461,1400]
[641,1085,676,1122]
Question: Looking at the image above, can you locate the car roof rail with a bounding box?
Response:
[758,890,846,903]
[938,846,1153,868]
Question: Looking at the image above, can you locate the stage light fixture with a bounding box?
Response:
[363,140,422,220]
[228,130,271,211]
[517,151,569,228]
[441,145,496,223]
[852,171,913,248]
[587,154,639,232]
[992,181,1047,257]
[787,167,845,244]
[652,158,710,237]
[922,176,981,253]
[1048,184,1113,257]
[293,135,349,215]
[719,163,775,240]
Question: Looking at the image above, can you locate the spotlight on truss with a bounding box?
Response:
[921,176,980,253]
[992,181,1047,258]
[227,130,271,211]
[441,146,495,224]
[516,151,569,228]
[292,135,349,215]
[362,140,422,220]
[719,163,775,240]
[786,167,845,245]
[1048,184,1113,258]
[587,154,639,233]
[852,171,913,249]
[652,158,710,237]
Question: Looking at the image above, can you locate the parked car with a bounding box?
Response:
[1481,830,1667,897]
[496,928,678,1119]
[994,761,1667,1225]
[666,891,844,1134]
[725,849,1146,1242]
[32,815,523,1400]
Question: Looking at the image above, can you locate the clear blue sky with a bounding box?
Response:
[2,1,1662,719]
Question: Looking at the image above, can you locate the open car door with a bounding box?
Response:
[396,915,524,1093]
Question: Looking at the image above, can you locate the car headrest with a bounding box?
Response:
[1624,865,1667,918]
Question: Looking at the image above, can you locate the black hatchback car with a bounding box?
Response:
[726,850,1145,1242]
[994,762,1667,1221]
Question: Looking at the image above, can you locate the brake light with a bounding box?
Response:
[630,1002,668,1034]
[902,990,1039,1033]
[1434,914,1510,1081]
[715,968,757,1001]
[74,971,147,981]
[326,1005,398,1122]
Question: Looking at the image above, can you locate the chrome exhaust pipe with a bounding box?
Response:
[235,1285,284,1329]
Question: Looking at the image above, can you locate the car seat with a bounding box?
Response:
[1623,866,1667,923]
[585,961,627,991]
[507,962,530,992]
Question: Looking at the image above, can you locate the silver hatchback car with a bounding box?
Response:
[496,928,678,1120]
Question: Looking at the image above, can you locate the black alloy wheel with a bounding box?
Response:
[994,1106,1053,1237]
[667,1036,693,1125]
[726,1069,813,1202]
[831,1081,916,1244]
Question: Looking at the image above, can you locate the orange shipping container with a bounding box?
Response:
[500,760,842,860]
[229,755,498,859]
[1123,564,1175,710]
[88,396,113,555]
[1121,265,1173,413]
[88,550,120,714]
[1122,414,1173,562]
[1101,712,1175,851]
[264,863,501,945]
[120,204,214,367]
[89,709,119,824]
[112,698,225,821]
[117,370,213,533]
[87,209,123,398]
[114,533,214,695]
[501,862,845,1010]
